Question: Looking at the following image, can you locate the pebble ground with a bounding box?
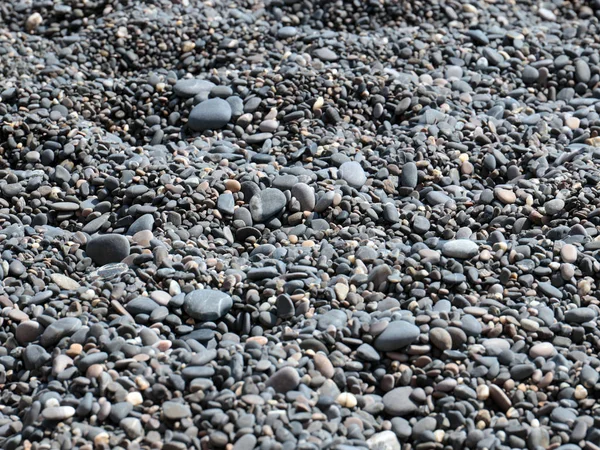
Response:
[1,1,600,450]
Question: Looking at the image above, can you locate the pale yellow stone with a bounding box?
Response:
[336,393,357,408]
[126,391,143,406]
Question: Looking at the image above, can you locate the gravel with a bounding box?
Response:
[1,0,600,449]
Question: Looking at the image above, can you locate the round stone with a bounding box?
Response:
[291,183,316,211]
[544,199,565,216]
[188,98,232,131]
[494,188,516,204]
[564,307,597,324]
[86,234,130,266]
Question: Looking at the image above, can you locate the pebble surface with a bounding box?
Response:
[1,1,600,450]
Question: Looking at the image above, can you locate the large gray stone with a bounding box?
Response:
[184,289,233,321]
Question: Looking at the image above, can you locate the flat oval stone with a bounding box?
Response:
[42,406,76,421]
[400,162,418,188]
[173,79,215,97]
[184,289,233,321]
[374,321,420,352]
[162,401,192,420]
[442,240,479,259]
[564,307,597,324]
[50,274,80,291]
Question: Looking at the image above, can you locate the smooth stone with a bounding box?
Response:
[427,191,454,206]
[126,214,154,235]
[276,294,295,319]
[120,417,144,439]
[86,234,130,266]
[233,435,258,450]
[23,344,51,369]
[383,387,417,416]
[560,244,577,263]
[217,193,235,215]
[400,162,418,188]
[249,188,287,222]
[16,320,42,344]
[50,274,80,290]
[564,307,597,324]
[40,317,82,347]
[366,431,401,450]
[529,342,556,359]
[494,188,516,204]
[442,240,479,259]
[266,366,300,393]
[291,183,315,211]
[488,384,511,411]
[125,296,161,316]
[184,289,233,321]
[338,161,367,189]
[522,65,539,84]
[429,328,452,351]
[374,321,420,352]
[42,406,76,421]
[356,343,380,362]
[188,98,232,131]
[313,47,338,61]
[537,282,563,299]
[173,79,214,97]
[413,216,430,234]
[575,59,591,83]
[277,26,298,38]
[162,401,192,420]
[544,199,565,216]
[580,365,599,388]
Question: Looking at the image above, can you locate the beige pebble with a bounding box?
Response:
[181,41,195,53]
[126,391,144,406]
[560,244,578,263]
[225,179,241,193]
[520,318,539,331]
[67,343,83,357]
[566,116,580,130]
[494,188,516,204]
[132,230,153,247]
[477,384,489,401]
[86,364,104,378]
[336,392,357,408]
[314,353,334,378]
[334,283,349,301]
[574,385,588,400]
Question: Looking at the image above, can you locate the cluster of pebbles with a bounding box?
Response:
[2,0,600,449]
